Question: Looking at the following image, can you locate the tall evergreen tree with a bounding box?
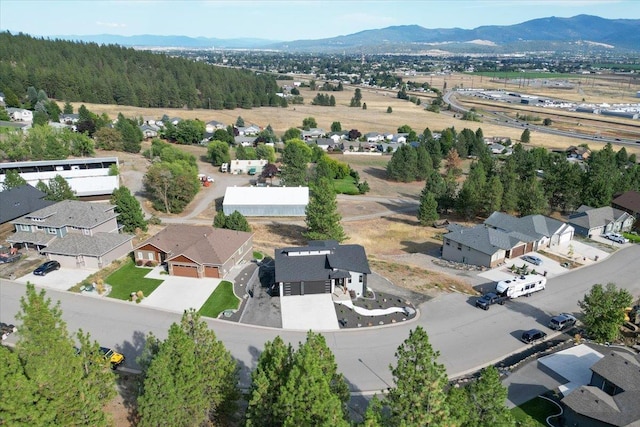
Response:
[15,284,114,426]
[465,366,514,427]
[418,189,439,226]
[246,336,294,427]
[111,186,147,232]
[517,177,547,216]
[0,345,43,425]
[281,139,311,186]
[416,143,434,181]
[305,178,346,242]
[483,175,503,215]
[138,310,239,426]
[385,326,450,426]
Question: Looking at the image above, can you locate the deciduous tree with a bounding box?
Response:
[37,175,77,201]
[579,283,632,343]
[2,169,27,190]
[207,140,231,166]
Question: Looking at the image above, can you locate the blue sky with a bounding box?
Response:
[1,0,638,41]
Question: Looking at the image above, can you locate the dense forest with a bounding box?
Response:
[0,32,282,109]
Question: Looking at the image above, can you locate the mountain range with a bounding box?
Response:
[53,15,640,54]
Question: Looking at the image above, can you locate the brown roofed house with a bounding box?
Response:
[612,190,640,221]
[133,224,253,279]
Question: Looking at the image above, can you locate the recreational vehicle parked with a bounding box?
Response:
[496,274,546,299]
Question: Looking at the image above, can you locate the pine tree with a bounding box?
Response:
[39,175,77,201]
[361,396,386,426]
[226,210,252,232]
[213,210,227,228]
[138,310,239,426]
[385,326,451,426]
[275,332,349,427]
[281,140,311,186]
[520,128,531,143]
[465,366,514,427]
[111,186,147,232]
[483,175,503,215]
[246,336,294,426]
[0,346,44,425]
[15,284,113,426]
[305,178,346,242]
[418,189,439,226]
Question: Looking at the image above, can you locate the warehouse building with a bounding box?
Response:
[222,186,309,216]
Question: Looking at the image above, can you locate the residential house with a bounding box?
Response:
[275,240,371,297]
[236,125,260,136]
[365,132,385,143]
[612,191,640,223]
[567,145,591,160]
[562,350,640,427]
[7,200,133,269]
[0,92,5,104]
[567,205,635,237]
[60,114,79,124]
[390,133,408,144]
[205,120,226,133]
[133,224,253,279]
[0,184,54,234]
[6,108,33,122]
[442,212,574,268]
[234,136,256,147]
[139,124,159,139]
[328,132,347,143]
[301,128,325,141]
[311,138,343,151]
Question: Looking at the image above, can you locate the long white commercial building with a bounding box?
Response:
[222,186,309,217]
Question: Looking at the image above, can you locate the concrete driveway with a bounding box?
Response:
[138,266,222,313]
[280,294,340,331]
[17,267,96,291]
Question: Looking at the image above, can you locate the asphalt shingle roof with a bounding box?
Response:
[41,232,133,257]
[484,211,566,240]
[569,205,631,230]
[0,184,54,224]
[444,226,521,256]
[613,191,640,215]
[11,200,118,229]
[135,224,253,267]
[275,240,371,283]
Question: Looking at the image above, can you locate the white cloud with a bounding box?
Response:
[96,21,126,28]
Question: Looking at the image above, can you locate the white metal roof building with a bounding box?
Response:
[222,186,309,217]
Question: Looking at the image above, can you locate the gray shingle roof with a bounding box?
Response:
[0,184,54,224]
[568,205,631,230]
[11,200,118,229]
[444,225,524,256]
[6,230,57,246]
[484,211,566,240]
[275,240,371,283]
[41,232,133,257]
[562,351,640,426]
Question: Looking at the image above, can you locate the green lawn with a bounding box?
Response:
[105,260,164,300]
[333,177,359,195]
[198,281,240,318]
[511,396,559,426]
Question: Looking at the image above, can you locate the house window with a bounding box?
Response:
[137,251,144,260]
[457,244,462,251]
[82,229,90,235]
[19,224,30,232]
[445,239,450,246]
[359,275,363,283]
[46,227,57,235]
[148,253,154,261]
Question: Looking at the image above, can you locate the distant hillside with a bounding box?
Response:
[269,15,640,53]
[0,32,282,110]
[53,34,280,49]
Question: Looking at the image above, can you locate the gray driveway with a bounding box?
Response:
[16,267,96,291]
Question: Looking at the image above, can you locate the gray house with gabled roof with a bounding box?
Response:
[7,200,133,269]
[562,350,640,427]
[442,212,574,268]
[275,240,371,297]
[568,205,635,237]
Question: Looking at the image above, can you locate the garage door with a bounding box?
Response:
[52,255,77,268]
[510,245,526,258]
[302,281,331,295]
[282,282,301,296]
[204,266,220,278]
[172,264,199,278]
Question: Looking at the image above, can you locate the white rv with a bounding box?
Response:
[496,274,546,299]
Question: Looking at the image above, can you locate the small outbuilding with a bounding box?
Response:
[223,186,309,217]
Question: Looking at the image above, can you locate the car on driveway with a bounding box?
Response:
[521,329,547,344]
[604,233,629,244]
[521,255,542,266]
[549,313,577,330]
[33,260,60,276]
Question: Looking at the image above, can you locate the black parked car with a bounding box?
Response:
[33,260,61,276]
[521,329,547,344]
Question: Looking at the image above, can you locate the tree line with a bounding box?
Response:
[1,285,519,426]
[0,32,282,109]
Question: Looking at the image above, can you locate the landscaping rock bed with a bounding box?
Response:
[334,291,417,329]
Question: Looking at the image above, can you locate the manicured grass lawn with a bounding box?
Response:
[198,281,239,318]
[106,260,164,300]
[511,396,559,427]
[333,177,359,195]
[623,232,640,243]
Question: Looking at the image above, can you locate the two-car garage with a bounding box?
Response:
[281,280,332,296]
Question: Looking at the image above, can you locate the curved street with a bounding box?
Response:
[2,244,640,394]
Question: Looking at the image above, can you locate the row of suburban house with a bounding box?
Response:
[442,192,640,268]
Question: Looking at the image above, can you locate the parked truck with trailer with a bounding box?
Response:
[496,274,546,299]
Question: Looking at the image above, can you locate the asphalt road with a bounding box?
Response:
[2,245,640,394]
